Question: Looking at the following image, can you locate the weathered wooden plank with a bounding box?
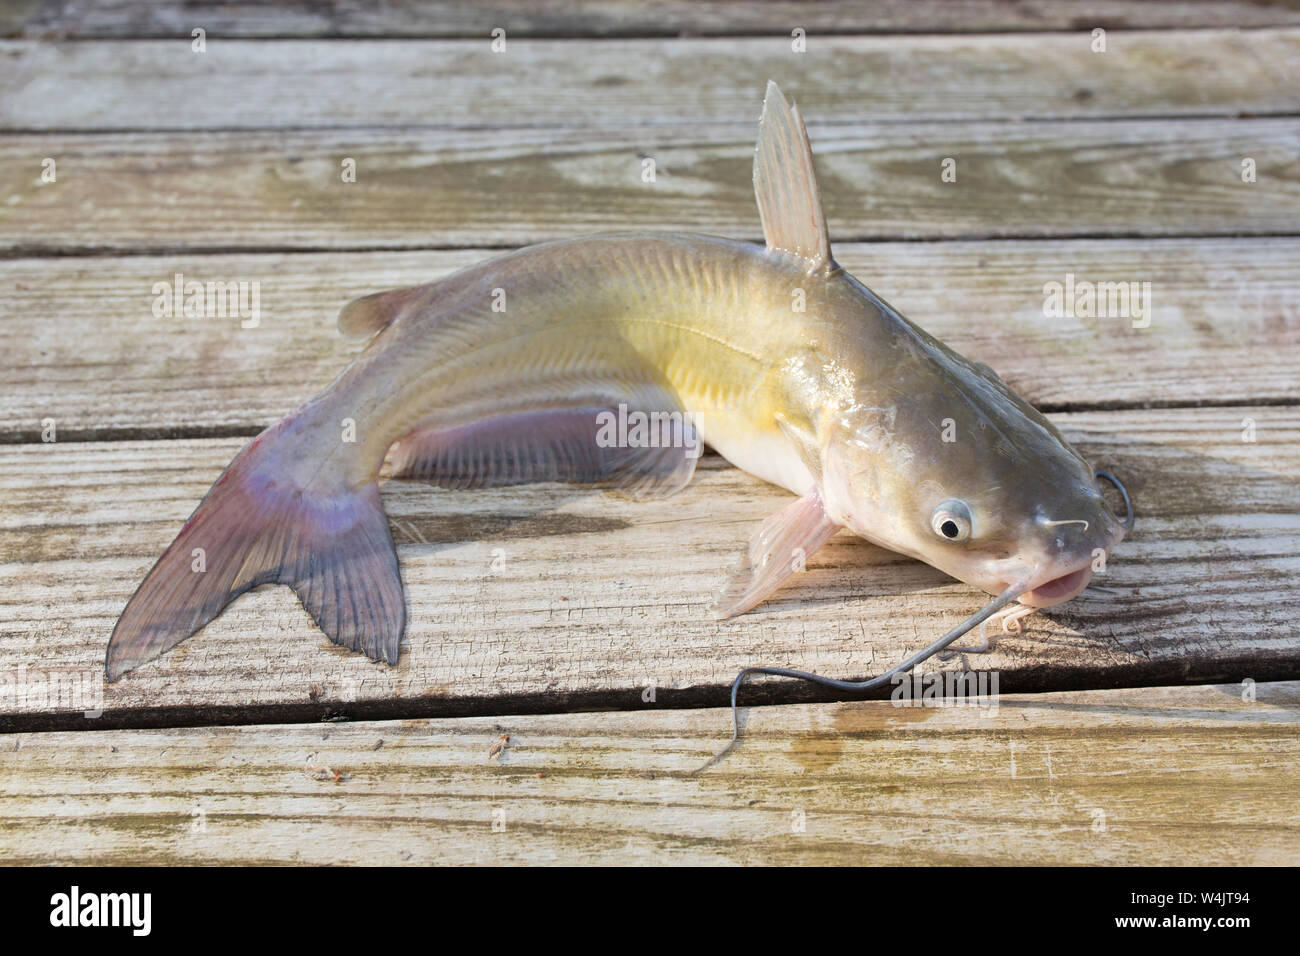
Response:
[6,119,1298,255]
[10,1,1300,39]
[1,682,1296,865]
[0,406,1296,729]
[3,31,1299,130]
[1,240,1296,443]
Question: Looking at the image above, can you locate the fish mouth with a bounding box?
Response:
[1016,565,1093,608]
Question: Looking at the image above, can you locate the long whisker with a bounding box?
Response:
[1041,518,1089,531]
[694,582,1030,773]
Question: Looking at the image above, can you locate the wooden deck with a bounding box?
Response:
[1,1,1298,864]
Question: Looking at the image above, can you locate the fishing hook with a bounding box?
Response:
[696,473,1136,772]
[695,582,1029,773]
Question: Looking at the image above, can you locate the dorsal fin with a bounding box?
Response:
[752,81,833,271]
[337,287,418,339]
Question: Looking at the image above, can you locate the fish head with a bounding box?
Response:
[815,348,1128,609]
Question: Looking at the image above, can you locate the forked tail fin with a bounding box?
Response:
[106,418,404,681]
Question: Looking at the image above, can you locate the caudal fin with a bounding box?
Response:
[106,421,405,681]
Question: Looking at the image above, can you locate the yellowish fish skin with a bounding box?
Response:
[803,270,1125,607]
[105,82,1126,679]
[321,231,1121,605]
[324,234,816,490]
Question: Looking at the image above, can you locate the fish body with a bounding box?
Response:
[315,233,818,497]
[107,83,1126,680]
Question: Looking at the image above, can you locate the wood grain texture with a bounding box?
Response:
[3,30,1299,131]
[2,13,1298,866]
[0,406,1296,729]
[10,1,1300,39]
[6,119,1298,255]
[2,239,1296,443]
[1,682,1296,864]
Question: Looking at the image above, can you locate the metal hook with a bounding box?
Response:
[1094,470,1135,533]
[694,582,1029,773]
[696,473,1135,773]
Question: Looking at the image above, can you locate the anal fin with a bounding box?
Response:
[388,388,701,501]
[709,489,841,618]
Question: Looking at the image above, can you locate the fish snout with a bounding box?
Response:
[1005,511,1117,608]
[1016,482,1128,607]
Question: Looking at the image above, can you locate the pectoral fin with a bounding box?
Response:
[709,489,841,619]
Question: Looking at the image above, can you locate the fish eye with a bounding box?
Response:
[930,499,972,542]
